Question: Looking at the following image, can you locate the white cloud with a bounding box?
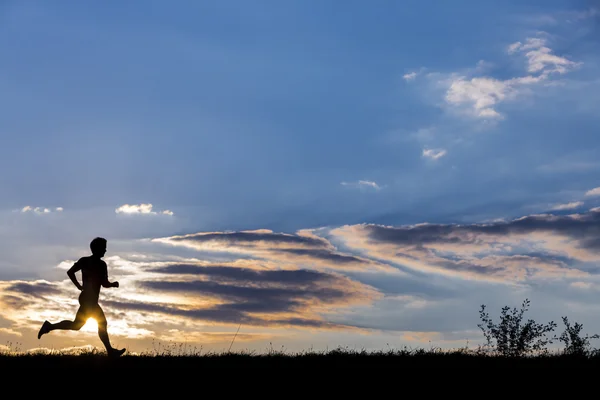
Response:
[115,203,174,216]
[341,180,382,191]
[585,187,600,197]
[422,148,447,160]
[445,77,510,119]
[507,42,524,54]
[440,35,580,120]
[403,72,418,81]
[19,206,63,214]
[550,201,583,211]
[509,37,580,75]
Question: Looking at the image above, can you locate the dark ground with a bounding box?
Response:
[2,348,599,368]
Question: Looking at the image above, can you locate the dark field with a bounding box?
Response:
[2,347,600,368]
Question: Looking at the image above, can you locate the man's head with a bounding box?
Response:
[90,237,107,257]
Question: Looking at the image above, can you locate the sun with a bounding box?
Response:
[81,318,98,333]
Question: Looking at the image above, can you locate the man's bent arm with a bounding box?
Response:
[100,261,118,288]
[101,277,118,288]
[67,264,83,291]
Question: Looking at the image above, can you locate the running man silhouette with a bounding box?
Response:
[37,237,126,357]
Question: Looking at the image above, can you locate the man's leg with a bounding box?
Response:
[93,304,125,357]
[38,307,87,339]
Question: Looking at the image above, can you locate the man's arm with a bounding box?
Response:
[67,262,83,291]
[100,261,119,288]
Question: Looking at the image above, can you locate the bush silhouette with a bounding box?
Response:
[477,298,557,357]
[557,316,600,356]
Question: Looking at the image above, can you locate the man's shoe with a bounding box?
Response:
[108,348,126,357]
[37,321,50,339]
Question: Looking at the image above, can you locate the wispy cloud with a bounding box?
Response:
[436,35,580,120]
[549,201,584,211]
[0,327,21,337]
[422,148,447,160]
[115,203,173,216]
[403,72,418,81]
[507,37,581,75]
[341,180,382,191]
[152,229,395,273]
[585,187,600,197]
[330,210,600,282]
[158,209,600,285]
[18,206,63,214]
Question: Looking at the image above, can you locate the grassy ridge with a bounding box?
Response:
[2,347,600,367]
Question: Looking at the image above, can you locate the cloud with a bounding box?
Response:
[158,229,332,250]
[115,203,173,216]
[445,76,510,119]
[5,281,63,298]
[550,201,584,211]
[104,295,354,329]
[507,37,581,75]
[330,210,600,282]
[341,180,382,191]
[422,148,447,160]
[155,209,600,286]
[570,281,595,290]
[0,259,382,340]
[18,206,63,214]
[0,327,21,337]
[152,229,396,273]
[136,265,378,325]
[436,35,580,120]
[585,187,600,197]
[149,264,333,284]
[403,72,418,81]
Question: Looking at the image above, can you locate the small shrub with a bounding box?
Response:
[557,316,600,356]
[478,298,557,357]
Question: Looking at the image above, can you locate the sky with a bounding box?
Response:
[1,0,600,355]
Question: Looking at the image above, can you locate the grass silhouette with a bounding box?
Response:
[3,342,600,368]
[3,298,599,367]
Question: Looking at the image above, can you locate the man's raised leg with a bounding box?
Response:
[38,308,87,339]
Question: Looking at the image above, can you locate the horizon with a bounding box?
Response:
[2,0,600,356]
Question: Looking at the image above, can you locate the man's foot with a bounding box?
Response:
[37,321,50,339]
[108,348,126,358]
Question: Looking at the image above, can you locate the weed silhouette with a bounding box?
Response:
[478,298,557,357]
[557,316,600,356]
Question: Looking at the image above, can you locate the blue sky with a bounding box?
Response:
[1,0,600,355]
